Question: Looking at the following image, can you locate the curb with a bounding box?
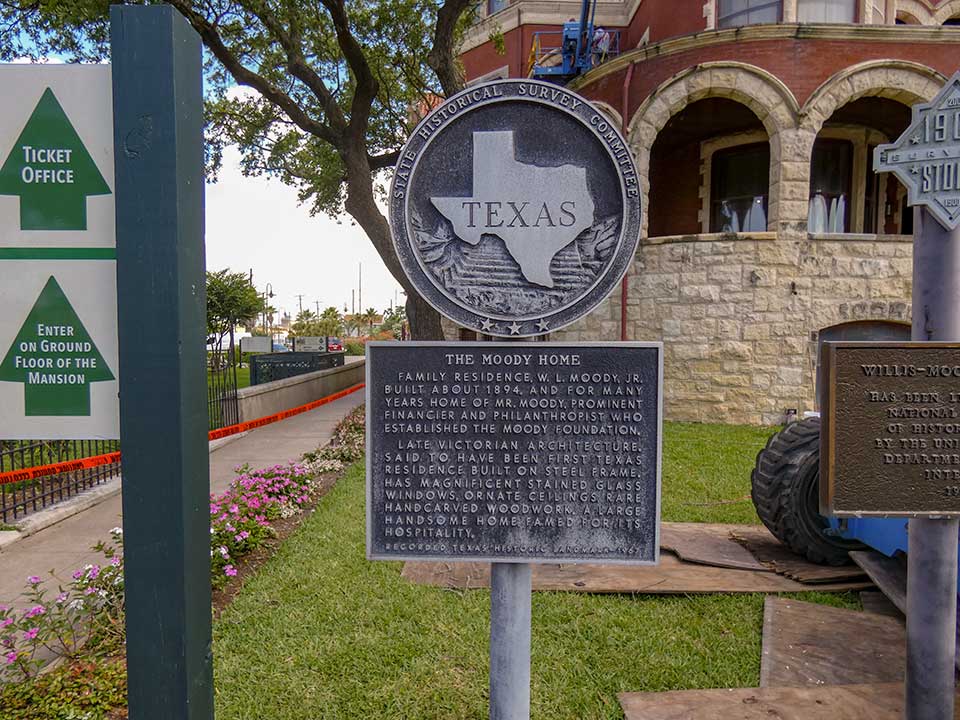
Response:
[14,477,123,541]
[1,430,252,550]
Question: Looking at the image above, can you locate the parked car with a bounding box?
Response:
[326,337,343,352]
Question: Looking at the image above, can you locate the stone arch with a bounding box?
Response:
[800,60,944,136]
[894,0,933,23]
[932,0,960,24]
[779,61,946,229]
[627,62,799,234]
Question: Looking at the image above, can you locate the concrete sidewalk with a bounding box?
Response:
[0,388,364,609]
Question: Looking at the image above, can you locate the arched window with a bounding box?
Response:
[797,0,855,22]
[710,143,770,233]
[717,0,781,28]
[808,139,852,233]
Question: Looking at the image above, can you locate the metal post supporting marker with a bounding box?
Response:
[489,332,533,720]
[906,206,960,720]
[111,7,213,720]
[490,562,532,720]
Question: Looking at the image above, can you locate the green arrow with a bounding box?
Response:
[0,88,111,231]
[0,276,114,416]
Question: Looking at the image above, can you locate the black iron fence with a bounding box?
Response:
[207,353,239,431]
[2,351,239,525]
[250,351,345,386]
[0,439,121,524]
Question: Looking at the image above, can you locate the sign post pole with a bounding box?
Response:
[905,207,960,720]
[110,7,213,719]
[490,562,532,719]
[872,74,960,719]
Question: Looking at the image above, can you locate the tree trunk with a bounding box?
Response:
[341,147,446,340]
[406,292,445,340]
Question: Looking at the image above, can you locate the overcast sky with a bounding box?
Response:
[205,148,404,322]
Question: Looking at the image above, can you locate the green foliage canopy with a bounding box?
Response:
[1,0,477,339]
[206,268,264,350]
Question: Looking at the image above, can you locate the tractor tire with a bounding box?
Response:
[751,417,864,566]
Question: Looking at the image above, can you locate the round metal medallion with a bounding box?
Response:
[389,79,642,337]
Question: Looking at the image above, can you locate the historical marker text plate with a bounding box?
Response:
[366,342,662,563]
[822,342,960,516]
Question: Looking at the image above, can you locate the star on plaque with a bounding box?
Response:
[507,321,521,335]
[536,319,549,332]
[480,318,494,332]
[911,134,921,145]
[910,165,920,174]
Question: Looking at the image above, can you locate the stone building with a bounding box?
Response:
[450,0,960,425]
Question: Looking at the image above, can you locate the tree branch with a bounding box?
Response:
[245,0,348,133]
[428,0,472,96]
[167,0,342,147]
[368,149,400,171]
[318,0,378,143]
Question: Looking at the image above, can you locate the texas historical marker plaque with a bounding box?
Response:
[389,79,642,337]
[377,77,654,717]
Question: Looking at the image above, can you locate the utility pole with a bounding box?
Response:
[295,294,304,314]
[315,300,321,315]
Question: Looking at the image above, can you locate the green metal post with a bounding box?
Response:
[111,6,213,718]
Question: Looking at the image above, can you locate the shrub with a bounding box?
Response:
[209,463,318,585]
[302,405,365,475]
[0,529,125,685]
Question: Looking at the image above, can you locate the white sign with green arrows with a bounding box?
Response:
[0,64,119,438]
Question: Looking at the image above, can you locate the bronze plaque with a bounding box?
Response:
[821,342,960,517]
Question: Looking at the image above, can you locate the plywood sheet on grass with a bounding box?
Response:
[731,526,868,583]
[849,550,907,614]
[620,683,960,720]
[401,554,872,594]
[760,597,904,687]
[660,523,768,571]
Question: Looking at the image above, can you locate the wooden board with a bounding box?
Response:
[620,683,960,720]
[860,590,903,618]
[760,597,904,687]
[850,550,960,672]
[732,526,868,583]
[849,550,907,614]
[401,554,873,594]
[660,523,768,571]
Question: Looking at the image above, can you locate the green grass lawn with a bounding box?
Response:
[207,365,250,390]
[213,421,857,720]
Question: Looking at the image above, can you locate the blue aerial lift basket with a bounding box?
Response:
[529,0,620,83]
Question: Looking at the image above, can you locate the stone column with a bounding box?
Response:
[773,127,816,233]
[782,0,798,22]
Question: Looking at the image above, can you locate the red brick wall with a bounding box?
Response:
[628,0,706,47]
[569,37,960,120]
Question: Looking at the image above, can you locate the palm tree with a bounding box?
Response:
[362,307,379,334]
